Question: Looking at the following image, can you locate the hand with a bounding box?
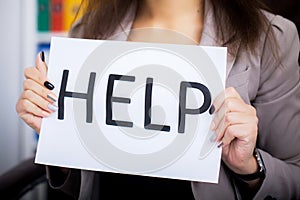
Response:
[211,87,258,174]
[16,52,57,134]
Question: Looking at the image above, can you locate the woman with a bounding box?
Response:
[16,0,300,199]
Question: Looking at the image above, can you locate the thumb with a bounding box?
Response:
[36,51,48,78]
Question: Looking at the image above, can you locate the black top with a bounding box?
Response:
[97,172,195,200]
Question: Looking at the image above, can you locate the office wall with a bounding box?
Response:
[0,0,36,175]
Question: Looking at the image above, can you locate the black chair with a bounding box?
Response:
[0,157,73,200]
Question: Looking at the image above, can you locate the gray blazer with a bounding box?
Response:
[47,0,300,199]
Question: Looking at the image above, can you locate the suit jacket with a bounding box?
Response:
[47,0,300,199]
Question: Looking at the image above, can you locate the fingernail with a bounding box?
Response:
[217,142,224,148]
[44,81,55,90]
[210,121,215,130]
[40,51,45,62]
[48,104,58,112]
[47,94,57,102]
[209,105,215,115]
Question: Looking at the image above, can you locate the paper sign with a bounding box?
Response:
[35,37,226,183]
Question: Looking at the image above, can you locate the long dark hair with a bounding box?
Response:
[77,0,272,53]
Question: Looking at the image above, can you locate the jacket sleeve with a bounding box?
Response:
[252,15,300,199]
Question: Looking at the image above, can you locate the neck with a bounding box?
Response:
[133,0,204,44]
[137,0,203,25]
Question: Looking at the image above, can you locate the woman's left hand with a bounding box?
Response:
[211,87,259,175]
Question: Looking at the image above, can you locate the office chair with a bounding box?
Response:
[0,157,73,200]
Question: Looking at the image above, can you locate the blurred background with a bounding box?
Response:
[0,0,36,177]
[0,0,82,177]
[0,0,81,199]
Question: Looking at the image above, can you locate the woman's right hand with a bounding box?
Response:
[16,52,58,134]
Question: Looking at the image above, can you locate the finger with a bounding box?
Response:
[19,113,42,134]
[210,100,226,130]
[18,98,51,118]
[215,116,226,142]
[212,87,242,112]
[21,90,58,113]
[211,90,225,113]
[23,79,57,103]
[221,123,256,146]
[225,87,242,100]
[31,52,55,91]
[36,51,48,77]
[24,67,47,87]
[215,112,257,142]
[210,97,245,131]
[24,67,55,91]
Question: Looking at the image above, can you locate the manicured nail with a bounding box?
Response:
[209,105,215,115]
[47,94,57,102]
[217,142,224,148]
[48,104,58,112]
[44,81,55,90]
[40,51,45,62]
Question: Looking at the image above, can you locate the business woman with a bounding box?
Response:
[16,0,300,199]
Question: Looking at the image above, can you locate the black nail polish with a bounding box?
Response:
[209,105,215,115]
[217,142,224,148]
[40,51,45,62]
[44,81,55,90]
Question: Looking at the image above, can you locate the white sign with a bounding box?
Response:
[35,37,226,183]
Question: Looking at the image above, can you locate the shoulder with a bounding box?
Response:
[230,11,300,102]
[255,11,300,102]
[256,10,300,72]
[262,11,299,50]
